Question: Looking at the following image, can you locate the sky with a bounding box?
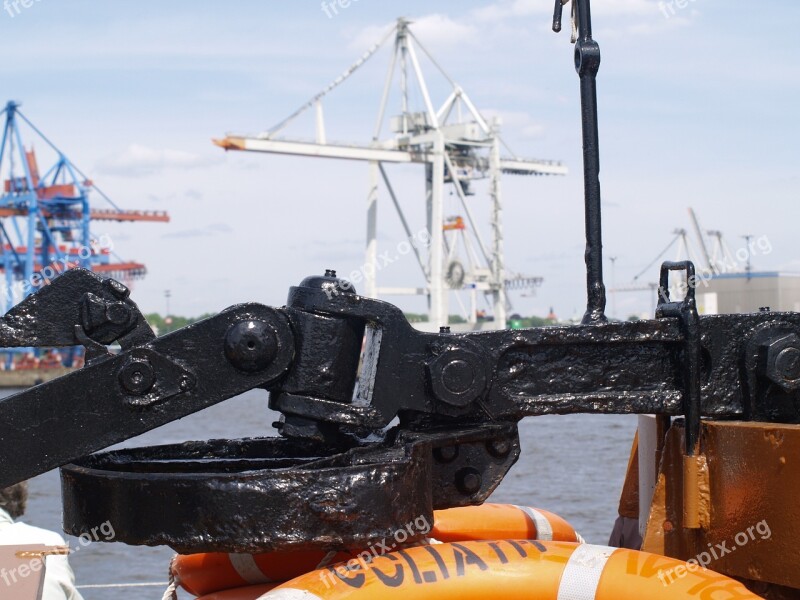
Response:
[0,0,798,321]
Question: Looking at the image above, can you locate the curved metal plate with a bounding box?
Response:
[61,437,432,554]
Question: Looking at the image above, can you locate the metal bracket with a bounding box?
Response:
[656,261,702,456]
[61,424,518,553]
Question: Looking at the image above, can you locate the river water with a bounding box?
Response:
[14,388,637,599]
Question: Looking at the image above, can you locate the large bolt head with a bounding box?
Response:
[764,333,800,391]
[455,467,482,496]
[118,358,155,396]
[105,302,132,325]
[427,347,487,408]
[224,320,277,373]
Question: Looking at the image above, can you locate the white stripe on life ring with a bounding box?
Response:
[260,589,323,600]
[515,505,553,541]
[556,544,617,600]
[229,553,272,585]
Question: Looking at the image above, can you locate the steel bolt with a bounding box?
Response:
[455,467,482,496]
[486,439,511,458]
[763,333,800,391]
[105,278,130,299]
[442,360,472,394]
[433,445,459,463]
[118,358,155,396]
[105,302,131,325]
[427,347,487,409]
[776,348,800,380]
[224,320,277,373]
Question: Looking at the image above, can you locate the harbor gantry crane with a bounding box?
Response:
[214,18,566,330]
[0,101,169,315]
[614,208,746,316]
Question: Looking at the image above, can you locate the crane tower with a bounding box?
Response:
[215,18,567,329]
[0,101,169,314]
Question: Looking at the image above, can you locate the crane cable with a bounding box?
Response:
[632,233,680,282]
[408,28,541,164]
[259,24,397,139]
[14,109,123,211]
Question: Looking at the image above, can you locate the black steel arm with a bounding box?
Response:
[0,0,795,554]
[0,265,795,551]
[0,292,295,488]
[0,268,154,350]
[272,271,794,433]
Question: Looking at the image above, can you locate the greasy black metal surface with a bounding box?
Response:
[742,321,800,423]
[62,437,431,553]
[0,299,295,489]
[397,424,520,510]
[1,264,800,548]
[61,425,517,552]
[656,261,702,455]
[0,1,798,554]
[554,0,606,325]
[0,268,154,349]
[280,272,364,406]
[47,269,800,551]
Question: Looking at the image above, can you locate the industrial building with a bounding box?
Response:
[697,272,800,315]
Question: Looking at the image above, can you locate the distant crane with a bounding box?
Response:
[214,18,565,329]
[707,229,737,273]
[0,101,169,314]
[614,208,746,314]
[688,207,713,274]
[741,234,754,280]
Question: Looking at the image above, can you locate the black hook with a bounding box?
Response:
[552,0,566,33]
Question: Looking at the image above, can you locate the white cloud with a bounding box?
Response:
[96,144,221,177]
[349,14,477,52]
[574,0,658,16]
[350,1,685,64]
[472,0,689,35]
[411,14,478,46]
[474,0,659,20]
[472,0,544,21]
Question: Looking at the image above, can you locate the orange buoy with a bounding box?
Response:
[173,503,581,597]
[174,549,355,597]
[197,583,278,600]
[260,541,761,600]
[431,503,581,543]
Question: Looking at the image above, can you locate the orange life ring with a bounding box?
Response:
[196,584,278,600]
[174,503,581,597]
[431,503,581,543]
[258,541,761,600]
[174,549,355,597]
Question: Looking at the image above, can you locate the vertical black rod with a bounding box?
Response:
[682,305,701,455]
[572,0,607,324]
